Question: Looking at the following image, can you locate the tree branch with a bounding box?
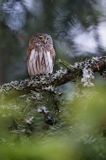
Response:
[0,56,106,97]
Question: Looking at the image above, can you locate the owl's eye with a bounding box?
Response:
[39,36,44,40]
[46,37,50,41]
[46,37,52,44]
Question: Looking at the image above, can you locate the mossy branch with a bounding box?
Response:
[0,56,106,97]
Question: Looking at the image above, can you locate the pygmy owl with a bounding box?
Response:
[27,33,55,76]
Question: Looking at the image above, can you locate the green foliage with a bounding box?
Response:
[0,86,106,160]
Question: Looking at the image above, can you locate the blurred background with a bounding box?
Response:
[0,1,106,160]
[0,0,106,84]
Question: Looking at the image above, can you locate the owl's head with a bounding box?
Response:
[35,33,53,45]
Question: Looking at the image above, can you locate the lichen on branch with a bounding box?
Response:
[0,56,106,97]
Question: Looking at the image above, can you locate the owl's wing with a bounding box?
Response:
[27,37,35,61]
[50,47,56,63]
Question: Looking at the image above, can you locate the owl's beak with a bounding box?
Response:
[44,39,47,44]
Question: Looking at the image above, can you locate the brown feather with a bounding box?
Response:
[27,33,55,76]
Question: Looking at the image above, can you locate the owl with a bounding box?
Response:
[27,33,55,76]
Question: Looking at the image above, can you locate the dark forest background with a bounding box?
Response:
[0,0,106,84]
